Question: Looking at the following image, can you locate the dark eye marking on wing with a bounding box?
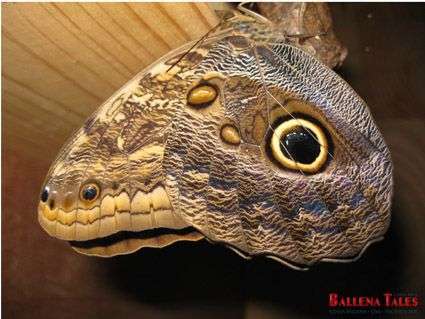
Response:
[265,113,334,174]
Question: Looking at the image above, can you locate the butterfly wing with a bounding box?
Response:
[38,18,392,267]
[163,36,392,268]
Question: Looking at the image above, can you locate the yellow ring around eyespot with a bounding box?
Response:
[187,85,217,106]
[271,118,328,174]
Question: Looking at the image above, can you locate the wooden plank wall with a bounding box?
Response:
[2,3,219,164]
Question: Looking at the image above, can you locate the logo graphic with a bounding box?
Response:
[328,292,420,316]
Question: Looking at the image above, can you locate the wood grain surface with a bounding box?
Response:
[2,3,425,319]
[2,2,219,162]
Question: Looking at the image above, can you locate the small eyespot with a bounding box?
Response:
[270,118,329,174]
[41,187,49,202]
[79,183,100,202]
[220,124,241,145]
[187,84,217,107]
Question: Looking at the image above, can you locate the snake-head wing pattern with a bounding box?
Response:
[37,10,393,269]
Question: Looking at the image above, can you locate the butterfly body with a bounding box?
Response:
[38,10,392,269]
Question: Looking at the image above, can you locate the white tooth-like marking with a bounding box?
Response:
[100,195,116,217]
[57,209,77,226]
[115,192,130,212]
[98,215,116,237]
[154,209,175,228]
[75,222,90,241]
[43,185,188,242]
[150,186,171,210]
[87,219,100,238]
[116,212,132,230]
[130,213,152,231]
[88,207,100,224]
[131,191,151,214]
[76,209,89,224]
[56,222,76,241]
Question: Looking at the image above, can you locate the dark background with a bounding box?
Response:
[3,4,425,319]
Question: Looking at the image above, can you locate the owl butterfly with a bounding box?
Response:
[38,6,392,270]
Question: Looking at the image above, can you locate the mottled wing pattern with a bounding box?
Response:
[162,35,392,268]
[38,42,215,253]
[38,11,392,268]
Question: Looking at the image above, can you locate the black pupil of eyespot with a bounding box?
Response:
[280,127,321,164]
[41,188,49,202]
[82,186,97,201]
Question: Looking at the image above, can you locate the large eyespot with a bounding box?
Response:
[79,183,100,202]
[41,187,49,202]
[270,118,328,173]
[187,84,217,108]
